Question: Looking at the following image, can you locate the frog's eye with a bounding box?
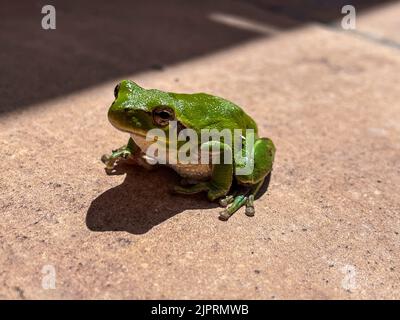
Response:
[114,84,120,98]
[152,107,175,127]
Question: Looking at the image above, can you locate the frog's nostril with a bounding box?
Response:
[114,83,121,98]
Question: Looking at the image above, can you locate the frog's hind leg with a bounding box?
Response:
[174,162,233,201]
[220,137,275,220]
[173,178,230,202]
[180,178,201,186]
[173,182,210,195]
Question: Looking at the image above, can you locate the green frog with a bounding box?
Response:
[102,80,275,220]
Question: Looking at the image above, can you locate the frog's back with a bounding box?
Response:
[170,92,257,134]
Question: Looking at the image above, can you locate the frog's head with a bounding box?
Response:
[108,80,179,137]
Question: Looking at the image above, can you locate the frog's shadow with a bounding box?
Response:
[86,164,215,234]
[86,164,270,234]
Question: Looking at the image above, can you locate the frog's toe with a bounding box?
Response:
[219,210,231,221]
[245,206,255,217]
[101,154,117,170]
[245,195,255,217]
[219,195,234,207]
[101,154,110,164]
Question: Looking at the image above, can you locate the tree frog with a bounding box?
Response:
[102,80,275,220]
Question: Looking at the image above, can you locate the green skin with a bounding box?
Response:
[102,80,275,220]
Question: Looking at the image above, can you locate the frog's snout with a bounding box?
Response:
[108,96,139,134]
[107,80,145,132]
[108,102,127,130]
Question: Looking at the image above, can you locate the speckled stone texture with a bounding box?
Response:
[1,1,399,299]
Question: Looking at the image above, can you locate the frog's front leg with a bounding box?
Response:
[173,141,233,201]
[101,137,138,169]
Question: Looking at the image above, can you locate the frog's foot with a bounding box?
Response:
[101,138,139,170]
[219,194,235,207]
[173,182,227,201]
[219,194,248,221]
[219,180,264,221]
[101,146,132,170]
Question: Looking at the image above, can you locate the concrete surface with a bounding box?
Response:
[1,1,400,299]
[357,1,400,43]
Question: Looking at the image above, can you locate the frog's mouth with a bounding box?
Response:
[130,131,171,147]
[108,113,147,136]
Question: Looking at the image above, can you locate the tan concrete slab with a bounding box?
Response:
[1,24,400,299]
[357,1,400,43]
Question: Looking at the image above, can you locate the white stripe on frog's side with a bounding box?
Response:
[131,133,212,180]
